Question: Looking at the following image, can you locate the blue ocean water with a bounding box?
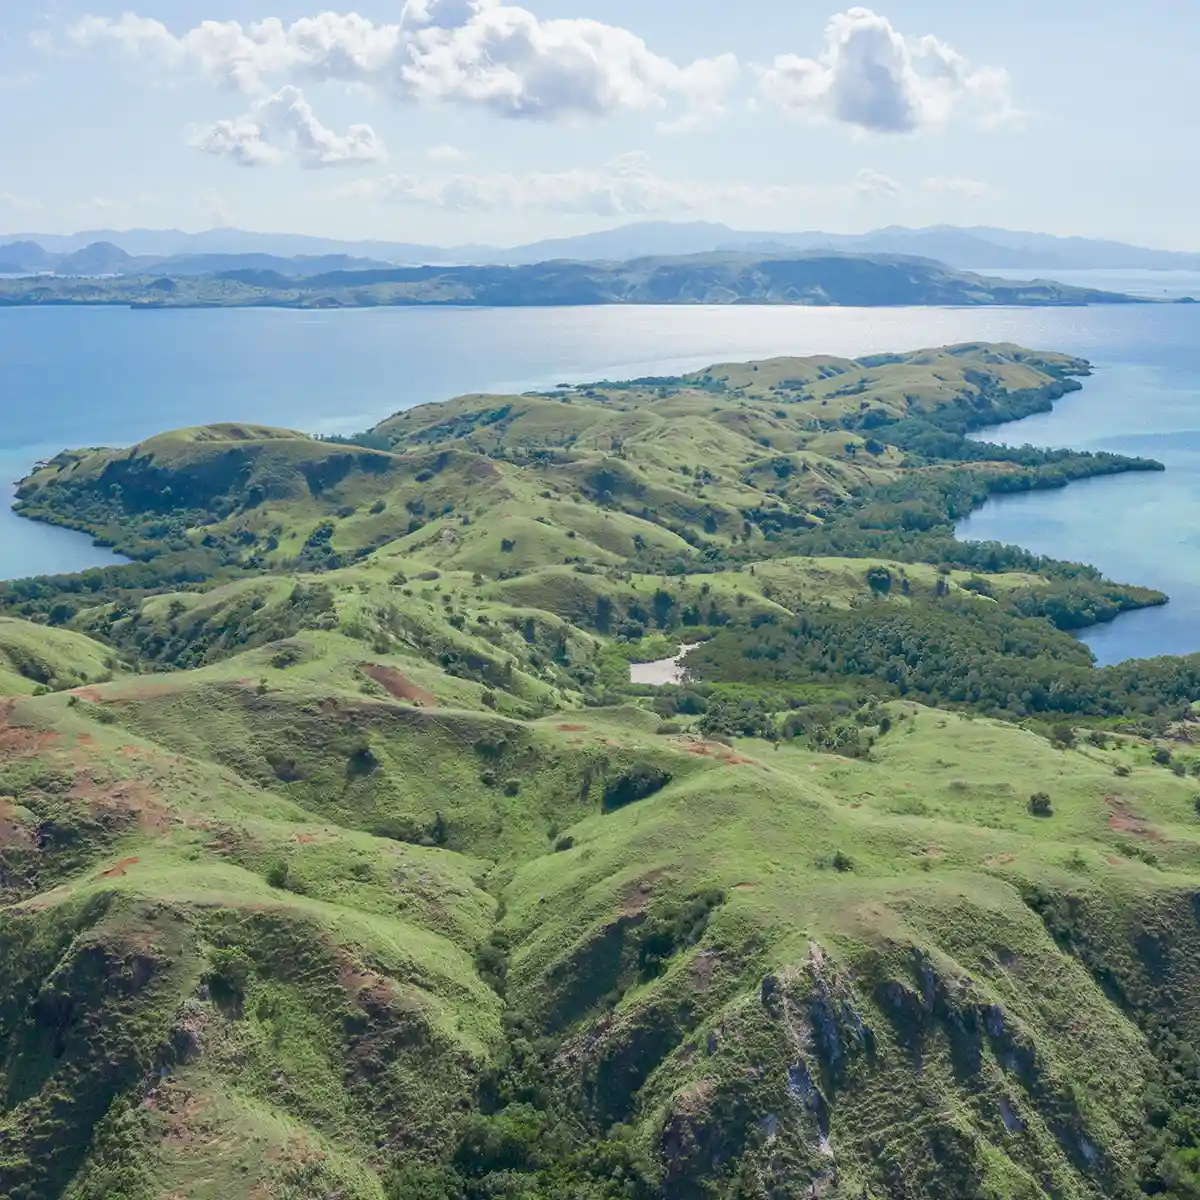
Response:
[2,291,1199,663]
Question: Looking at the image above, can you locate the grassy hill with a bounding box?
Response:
[4,344,1200,1200]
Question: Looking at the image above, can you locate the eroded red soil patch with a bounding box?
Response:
[1105,795,1163,841]
[557,723,587,732]
[71,774,172,834]
[620,867,675,916]
[360,664,436,707]
[680,739,754,766]
[97,856,139,879]
[0,699,60,758]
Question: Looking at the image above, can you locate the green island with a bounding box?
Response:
[0,252,1152,309]
[5,343,1200,1200]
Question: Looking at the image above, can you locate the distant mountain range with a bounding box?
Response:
[0,251,1156,311]
[3,222,1199,275]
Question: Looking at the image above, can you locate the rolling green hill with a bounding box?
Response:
[4,344,1200,1200]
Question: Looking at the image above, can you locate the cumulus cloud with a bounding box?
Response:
[338,153,894,216]
[923,175,988,196]
[66,4,737,124]
[191,86,387,168]
[759,7,1014,134]
[426,143,466,161]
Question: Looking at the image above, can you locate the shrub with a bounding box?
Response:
[207,946,252,1001]
[865,566,892,594]
[383,1164,460,1200]
[265,858,289,889]
[1029,792,1053,817]
[502,778,521,796]
[831,850,854,872]
[1115,763,1132,777]
[602,760,672,810]
[554,835,575,852]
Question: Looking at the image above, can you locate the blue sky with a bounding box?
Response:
[1,1,1194,247]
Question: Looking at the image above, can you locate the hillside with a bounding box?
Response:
[0,252,1146,310]
[5,344,1200,1200]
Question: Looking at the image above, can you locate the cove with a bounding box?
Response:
[956,353,1200,665]
[3,293,1199,630]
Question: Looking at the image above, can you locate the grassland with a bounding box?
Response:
[3,344,1200,1200]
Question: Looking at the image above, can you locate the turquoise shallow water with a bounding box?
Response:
[2,292,1199,662]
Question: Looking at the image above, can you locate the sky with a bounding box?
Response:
[0,0,1195,248]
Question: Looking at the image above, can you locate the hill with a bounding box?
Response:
[0,252,1147,310]
[5,222,1199,271]
[5,344,1200,1200]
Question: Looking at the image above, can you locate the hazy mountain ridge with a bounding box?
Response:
[4,221,1198,273]
[0,251,1149,310]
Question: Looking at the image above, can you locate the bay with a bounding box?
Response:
[2,293,1198,665]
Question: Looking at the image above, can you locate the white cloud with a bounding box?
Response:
[191,117,285,167]
[339,153,896,216]
[66,5,737,125]
[191,86,387,168]
[0,190,41,214]
[854,167,901,197]
[923,175,988,197]
[759,7,1015,134]
[78,196,132,215]
[426,143,466,161]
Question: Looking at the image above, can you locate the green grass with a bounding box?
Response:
[3,343,1198,1200]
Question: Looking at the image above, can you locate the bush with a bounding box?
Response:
[503,778,521,796]
[831,850,854,872]
[602,760,673,810]
[207,946,252,1001]
[1029,791,1053,817]
[265,858,289,889]
[382,1164,460,1200]
[1115,763,1132,777]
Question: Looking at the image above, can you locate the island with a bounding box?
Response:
[2,342,1200,1200]
[0,250,1150,309]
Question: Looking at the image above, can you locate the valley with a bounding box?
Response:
[3,344,1200,1199]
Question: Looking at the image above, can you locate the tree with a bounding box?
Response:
[1029,792,1053,817]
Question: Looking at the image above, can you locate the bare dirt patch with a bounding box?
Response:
[97,855,139,879]
[557,723,587,732]
[1105,795,1163,841]
[71,773,172,834]
[691,949,721,991]
[0,699,60,758]
[360,664,437,707]
[680,739,755,766]
[0,797,34,849]
[620,867,676,917]
[982,852,1016,868]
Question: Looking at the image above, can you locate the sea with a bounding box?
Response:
[2,273,1198,664]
